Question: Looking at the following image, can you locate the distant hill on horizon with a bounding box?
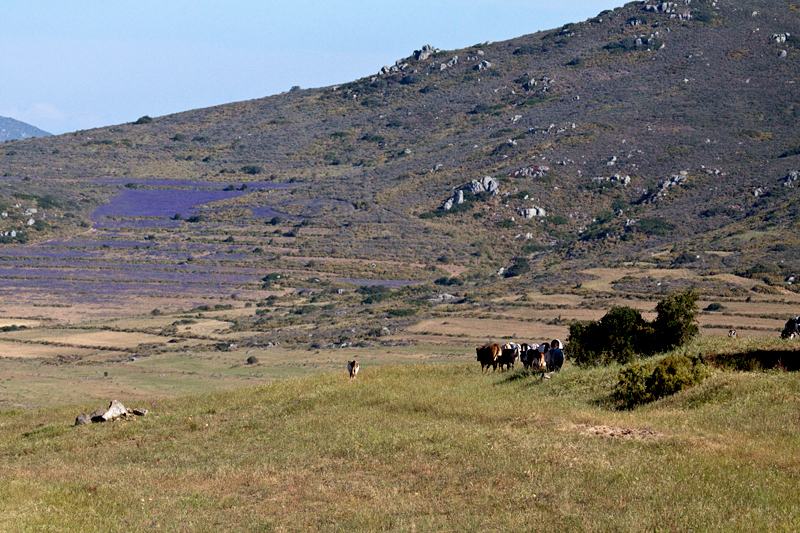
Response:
[0,116,51,141]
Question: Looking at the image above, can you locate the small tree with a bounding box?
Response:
[652,289,700,352]
[568,306,650,366]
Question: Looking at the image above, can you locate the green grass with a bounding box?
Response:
[1,348,799,531]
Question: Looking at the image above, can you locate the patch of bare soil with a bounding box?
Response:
[574,424,663,440]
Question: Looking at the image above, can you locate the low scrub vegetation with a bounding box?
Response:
[614,353,712,408]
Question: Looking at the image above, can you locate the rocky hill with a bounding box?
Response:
[0,116,51,141]
[1,0,799,287]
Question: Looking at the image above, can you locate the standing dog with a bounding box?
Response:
[347,360,359,379]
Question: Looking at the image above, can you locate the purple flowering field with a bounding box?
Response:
[91,189,251,219]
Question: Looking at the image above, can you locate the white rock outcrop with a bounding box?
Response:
[520,207,547,218]
[469,176,499,195]
[414,44,439,61]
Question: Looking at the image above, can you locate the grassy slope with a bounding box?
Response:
[1,341,799,532]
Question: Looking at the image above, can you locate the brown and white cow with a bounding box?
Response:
[347,360,359,378]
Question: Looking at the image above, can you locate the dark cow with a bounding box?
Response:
[520,343,533,370]
[521,343,543,370]
[476,344,501,372]
[498,342,521,371]
[782,317,800,339]
[547,339,564,372]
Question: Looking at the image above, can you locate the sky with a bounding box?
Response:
[2,1,623,135]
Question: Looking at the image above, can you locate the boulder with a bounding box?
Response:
[442,190,465,210]
[520,207,547,218]
[414,44,439,61]
[475,60,492,71]
[469,176,499,195]
[90,408,107,423]
[75,414,90,426]
[132,408,149,417]
[91,400,127,423]
[783,171,800,187]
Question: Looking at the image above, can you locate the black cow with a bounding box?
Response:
[782,317,800,339]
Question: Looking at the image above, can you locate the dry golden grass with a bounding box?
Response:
[0,328,176,349]
[0,340,104,360]
[700,327,776,338]
[698,313,785,329]
[406,317,570,343]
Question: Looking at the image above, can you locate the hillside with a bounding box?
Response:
[0,116,51,141]
[1,0,799,277]
[0,0,798,354]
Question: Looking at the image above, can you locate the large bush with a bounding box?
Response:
[569,306,652,366]
[652,290,700,352]
[614,354,711,408]
[568,290,699,366]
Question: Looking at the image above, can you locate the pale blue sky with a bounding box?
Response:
[2,1,623,134]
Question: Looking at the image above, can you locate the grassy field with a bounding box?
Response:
[0,264,799,530]
[0,338,799,532]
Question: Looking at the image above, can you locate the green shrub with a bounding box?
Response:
[637,218,674,237]
[673,251,699,265]
[648,354,711,400]
[504,257,530,278]
[246,355,259,365]
[497,218,515,229]
[614,360,652,408]
[241,165,263,175]
[652,289,700,352]
[387,308,417,317]
[569,290,699,366]
[134,115,153,125]
[704,302,725,311]
[614,354,711,408]
[568,306,652,366]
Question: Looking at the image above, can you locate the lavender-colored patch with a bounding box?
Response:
[0,258,268,278]
[39,239,152,248]
[91,189,255,220]
[1,247,109,260]
[335,278,423,287]
[244,206,298,220]
[95,177,296,189]
[92,218,182,229]
[0,267,261,284]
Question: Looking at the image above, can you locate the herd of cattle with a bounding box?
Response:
[476,340,565,373]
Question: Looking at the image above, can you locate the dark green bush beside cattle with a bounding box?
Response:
[567,290,700,367]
